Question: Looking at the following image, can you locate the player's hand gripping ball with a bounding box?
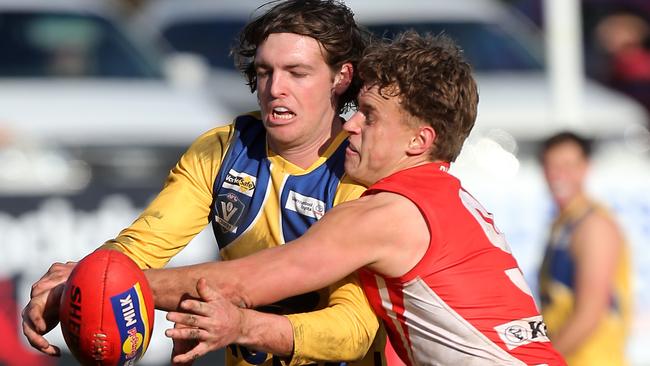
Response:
[59,250,154,365]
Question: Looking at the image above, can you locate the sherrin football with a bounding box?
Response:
[59,249,155,366]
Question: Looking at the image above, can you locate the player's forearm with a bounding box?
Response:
[146,263,250,311]
[236,309,294,356]
[145,267,199,311]
[146,239,356,311]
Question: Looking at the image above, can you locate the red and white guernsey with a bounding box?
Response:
[358,163,565,366]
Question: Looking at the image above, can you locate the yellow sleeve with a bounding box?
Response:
[100,125,234,269]
[285,177,381,365]
[286,273,382,365]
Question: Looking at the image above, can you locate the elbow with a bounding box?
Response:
[332,315,377,362]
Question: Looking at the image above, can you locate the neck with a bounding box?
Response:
[557,191,587,211]
[268,117,343,169]
[395,156,437,174]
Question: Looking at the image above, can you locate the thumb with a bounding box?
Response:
[196,278,220,302]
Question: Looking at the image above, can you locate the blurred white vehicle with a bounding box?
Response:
[133,0,648,144]
[0,0,233,193]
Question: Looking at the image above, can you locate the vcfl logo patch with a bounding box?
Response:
[215,193,245,233]
[494,315,550,350]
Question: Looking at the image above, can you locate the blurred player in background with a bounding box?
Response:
[147,31,566,366]
[538,131,632,365]
[22,1,387,365]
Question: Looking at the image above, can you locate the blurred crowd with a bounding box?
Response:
[511,0,650,117]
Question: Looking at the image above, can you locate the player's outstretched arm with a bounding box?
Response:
[21,261,76,356]
[221,191,427,306]
[147,194,387,311]
[148,191,427,309]
[162,191,428,362]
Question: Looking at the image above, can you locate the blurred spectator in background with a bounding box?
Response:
[110,0,148,17]
[509,0,650,119]
[538,131,632,366]
[592,7,650,116]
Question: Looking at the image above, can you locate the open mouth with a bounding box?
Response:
[271,106,295,121]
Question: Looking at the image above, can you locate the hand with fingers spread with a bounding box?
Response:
[171,321,199,366]
[21,261,76,356]
[166,278,245,364]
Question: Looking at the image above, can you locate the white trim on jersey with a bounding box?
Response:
[376,276,417,366]
[375,274,527,366]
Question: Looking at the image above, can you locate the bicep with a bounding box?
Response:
[572,214,622,309]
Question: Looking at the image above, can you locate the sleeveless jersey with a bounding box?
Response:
[539,198,631,366]
[358,163,566,366]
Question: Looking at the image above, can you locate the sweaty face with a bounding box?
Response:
[344,85,418,186]
[542,141,589,207]
[255,33,340,152]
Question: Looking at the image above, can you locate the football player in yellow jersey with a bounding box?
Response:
[21,1,387,365]
[538,131,632,365]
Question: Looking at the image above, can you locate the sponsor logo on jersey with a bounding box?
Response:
[285,190,325,220]
[494,315,550,350]
[110,283,151,365]
[222,169,256,197]
[215,192,245,233]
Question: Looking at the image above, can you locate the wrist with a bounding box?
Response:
[144,268,190,311]
[234,309,294,357]
[234,308,254,346]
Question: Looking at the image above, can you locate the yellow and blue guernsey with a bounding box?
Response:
[101,112,384,366]
[212,113,346,254]
[539,198,632,366]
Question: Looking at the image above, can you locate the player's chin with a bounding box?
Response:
[344,161,369,185]
[343,158,357,174]
[267,129,303,149]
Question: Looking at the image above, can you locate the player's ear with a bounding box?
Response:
[407,125,436,156]
[333,62,353,95]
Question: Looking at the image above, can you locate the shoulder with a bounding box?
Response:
[577,206,621,237]
[183,124,235,160]
[572,207,624,253]
[186,110,262,157]
[333,192,429,276]
[335,192,422,233]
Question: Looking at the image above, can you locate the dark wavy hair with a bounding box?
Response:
[539,131,593,161]
[233,0,371,114]
[357,31,479,162]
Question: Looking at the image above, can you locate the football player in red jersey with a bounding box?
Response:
[150,31,567,366]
